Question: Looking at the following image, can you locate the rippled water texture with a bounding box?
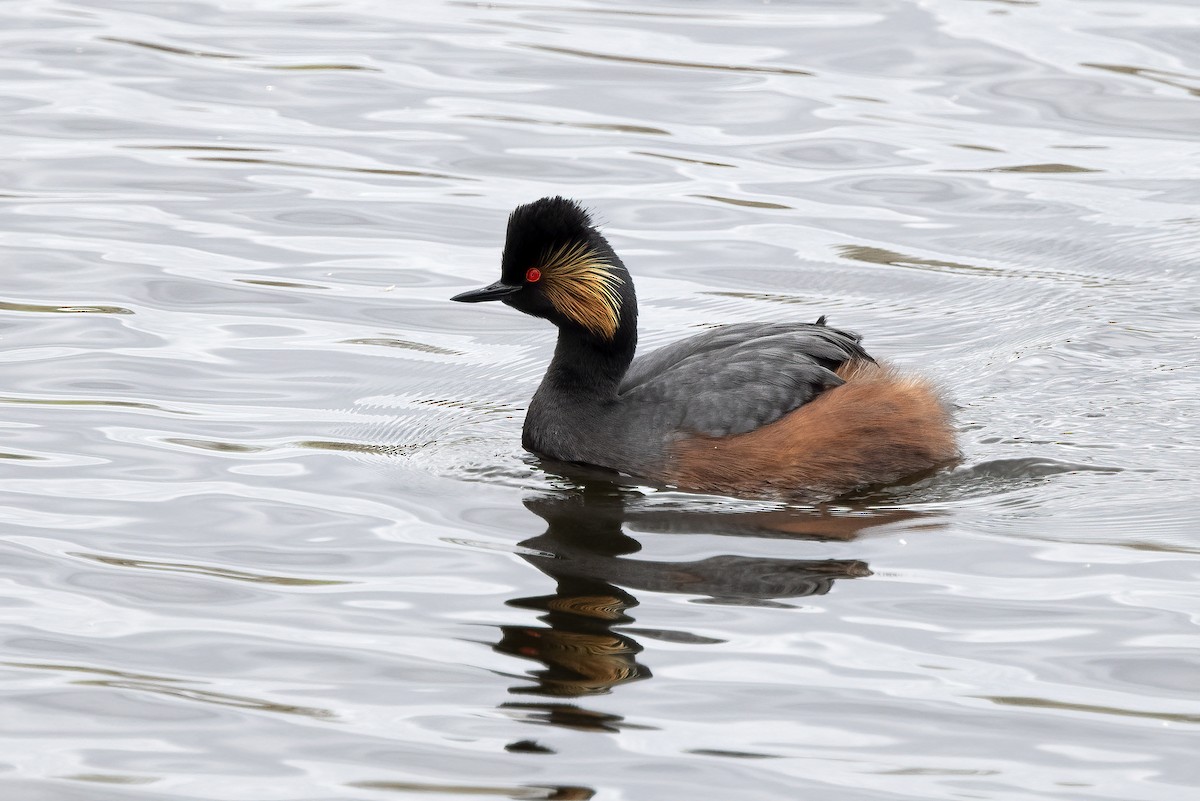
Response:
[2,0,1199,799]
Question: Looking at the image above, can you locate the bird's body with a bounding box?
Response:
[453,197,957,499]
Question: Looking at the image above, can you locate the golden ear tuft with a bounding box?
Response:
[539,241,624,339]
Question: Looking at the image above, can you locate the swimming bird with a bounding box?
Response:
[452,197,957,499]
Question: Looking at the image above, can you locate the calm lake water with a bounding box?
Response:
[2,1,1199,799]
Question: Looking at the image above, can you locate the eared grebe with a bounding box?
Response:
[452,197,957,499]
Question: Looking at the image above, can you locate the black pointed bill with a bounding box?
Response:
[451,281,522,303]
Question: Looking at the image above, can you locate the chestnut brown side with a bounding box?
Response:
[666,362,958,499]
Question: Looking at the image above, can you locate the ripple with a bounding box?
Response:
[1081,62,1200,98]
[0,396,194,415]
[951,162,1102,174]
[979,695,1200,725]
[61,773,159,785]
[99,36,243,61]
[837,244,996,275]
[692,194,792,210]
[958,457,1123,480]
[68,552,350,587]
[463,113,669,136]
[341,337,462,356]
[76,679,337,721]
[523,44,814,76]
[191,156,471,182]
[348,781,595,799]
[0,302,133,315]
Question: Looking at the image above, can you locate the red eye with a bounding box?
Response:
[525,267,542,283]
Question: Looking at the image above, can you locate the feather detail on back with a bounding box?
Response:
[619,322,871,437]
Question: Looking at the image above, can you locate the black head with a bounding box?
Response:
[452,197,635,343]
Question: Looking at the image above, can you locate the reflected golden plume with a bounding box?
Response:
[539,240,623,339]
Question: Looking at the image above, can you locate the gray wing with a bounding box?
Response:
[619,319,872,438]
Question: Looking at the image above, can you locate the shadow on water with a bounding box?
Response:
[492,471,935,736]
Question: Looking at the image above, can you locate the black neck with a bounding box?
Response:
[544,308,637,399]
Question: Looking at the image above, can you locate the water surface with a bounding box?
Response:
[2,1,1199,799]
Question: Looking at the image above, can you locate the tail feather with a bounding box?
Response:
[667,362,958,499]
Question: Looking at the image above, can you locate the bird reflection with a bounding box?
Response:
[496,474,930,732]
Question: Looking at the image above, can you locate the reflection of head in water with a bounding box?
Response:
[494,478,929,702]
